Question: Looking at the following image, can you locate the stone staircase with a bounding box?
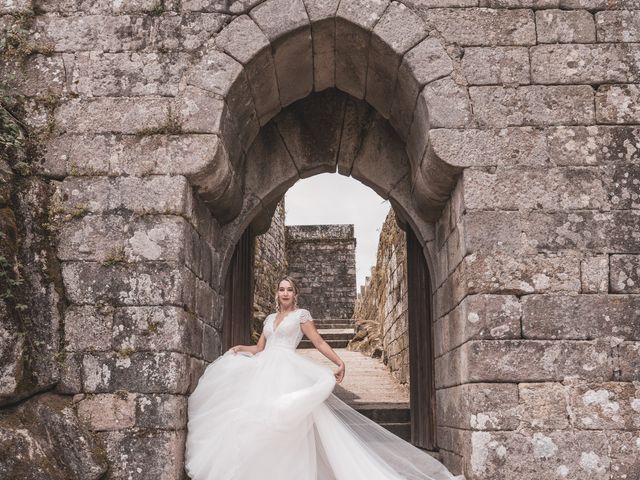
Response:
[296,347,413,442]
[298,317,355,349]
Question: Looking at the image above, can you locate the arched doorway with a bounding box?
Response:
[219,89,446,452]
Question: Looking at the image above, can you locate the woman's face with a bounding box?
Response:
[278,280,296,309]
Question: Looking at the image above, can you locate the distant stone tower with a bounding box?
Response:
[286,225,357,320]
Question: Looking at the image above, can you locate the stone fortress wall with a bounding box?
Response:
[352,208,410,386]
[1,0,639,478]
[286,224,357,319]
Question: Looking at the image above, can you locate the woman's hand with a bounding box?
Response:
[228,345,243,354]
[334,363,345,384]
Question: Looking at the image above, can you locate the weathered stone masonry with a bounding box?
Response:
[286,224,357,319]
[1,0,639,478]
[352,208,410,386]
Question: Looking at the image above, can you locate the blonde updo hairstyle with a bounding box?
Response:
[275,276,299,312]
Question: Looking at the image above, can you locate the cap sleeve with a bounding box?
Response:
[299,309,313,324]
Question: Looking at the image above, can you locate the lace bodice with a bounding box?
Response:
[263,309,313,350]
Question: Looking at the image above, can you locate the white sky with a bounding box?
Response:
[284,173,391,291]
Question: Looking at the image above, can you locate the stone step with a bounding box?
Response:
[378,422,411,442]
[316,330,355,341]
[317,328,355,335]
[315,323,354,329]
[313,319,356,326]
[298,339,349,349]
[354,404,411,423]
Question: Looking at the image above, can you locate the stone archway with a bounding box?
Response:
[219,88,446,450]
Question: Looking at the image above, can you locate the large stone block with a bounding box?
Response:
[531,44,640,84]
[64,305,113,352]
[112,306,203,356]
[304,0,340,91]
[215,15,281,124]
[581,256,608,293]
[181,0,263,13]
[45,134,230,188]
[33,14,150,52]
[465,430,610,480]
[463,210,640,254]
[57,175,194,218]
[250,0,313,106]
[423,8,536,46]
[57,214,190,264]
[596,85,640,124]
[76,393,137,431]
[610,163,640,210]
[522,294,640,340]
[559,0,640,8]
[70,51,193,96]
[617,342,639,382]
[430,128,548,167]
[97,429,185,480]
[55,97,174,134]
[535,9,595,43]
[390,36,453,139]
[186,50,259,153]
[568,382,640,430]
[175,85,227,134]
[135,393,187,430]
[0,394,107,479]
[608,431,640,480]
[596,10,640,42]
[365,1,428,118]
[273,90,345,177]
[436,339,612,388]
[464,251,582,294]
[420,77,472,129]
[461,47,530,86]
[62,262,196,309]
[434,294,521,357]
[149,13,228,51]
[82,352,191,393]
[243,123,300,205]
[546,126,640,166]
[518,383,569,429]
[462,166,610,211]
[202,324,222,361]
[470,85,595,127]
[0,54,65,97]
[610,255,640,293]
[335,0,390,99]
[437,383,520,430]
[351,112,411,198]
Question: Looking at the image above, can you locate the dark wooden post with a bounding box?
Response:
[222,226,255,350]
[406,226,436,450]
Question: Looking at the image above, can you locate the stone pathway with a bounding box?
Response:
[297,348,410,406]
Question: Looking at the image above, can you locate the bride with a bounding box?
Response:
[185,276,464,480]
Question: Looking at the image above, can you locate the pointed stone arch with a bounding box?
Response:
[176,0,470,232]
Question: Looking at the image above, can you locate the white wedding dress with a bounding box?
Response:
[185,308,464,480]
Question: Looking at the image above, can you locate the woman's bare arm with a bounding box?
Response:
[301,320,344,368]
[229,333,266,354]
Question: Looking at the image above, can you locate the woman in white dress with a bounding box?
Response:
[185,277,464,480]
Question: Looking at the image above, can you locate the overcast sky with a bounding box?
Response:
[284,173,391,291]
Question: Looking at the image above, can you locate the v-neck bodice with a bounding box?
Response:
[264,309,312,350]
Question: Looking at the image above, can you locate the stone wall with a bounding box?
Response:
[286,224,357,319]
[351,208,410,385]
[251,198,287,339]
